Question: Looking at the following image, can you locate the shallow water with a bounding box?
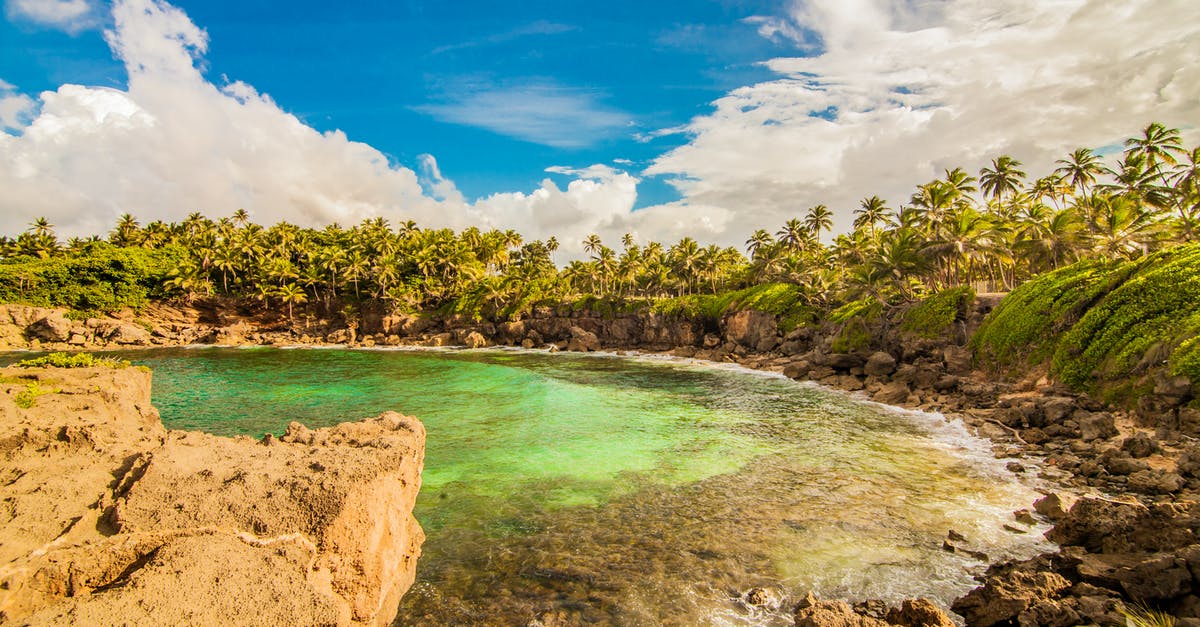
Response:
[3,347,1053,624]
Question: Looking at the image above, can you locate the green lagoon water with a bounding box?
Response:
[6,347,1053,624]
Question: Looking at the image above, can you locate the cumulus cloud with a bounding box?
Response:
[646,0,1200,240]
[0,0,642,251]
[0,79,35,130]
[6,0,96,32]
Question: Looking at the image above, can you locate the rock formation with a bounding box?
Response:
[0,365,424,626]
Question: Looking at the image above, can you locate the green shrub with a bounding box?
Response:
[971,257,1137,368]
[900,287,975,338]
[16,352,131,369]
[0,243,184,314]
[14,382,59,408]
[972,244,1200,403]
[650,283,817,332]
[1051,245,1200,396]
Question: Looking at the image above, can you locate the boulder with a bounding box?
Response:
[1178,444,1200,478]
[566,326,601,352]
[863,352,897,377]
[26,313,73,343]
[1033,493,1077,522]
[462,331,489,349]
[951,568,1072,627]
[873,381,910,405]
[109,323,152,345]
[794,600,889,627]
[941,345,973,374]
[1121,432,1159,458]
[823,352,865,371]
[1077,412,1118,442]
[723,310,779,352]
[1127,469,1184,495]
[1041,397,1078,424]
[884,599,955,627]
[783,361,811,380]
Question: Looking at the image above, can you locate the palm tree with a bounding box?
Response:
[277,283,307,324]
[1054,148,1104,196]
[804,204,833,244]
[745,229,774,259]
[777,218,807,252]
[1125,122,1185,185]
[582,234,602,257]
[980,156,1026,200]
[232,208,250,228]
[853,196,892,238]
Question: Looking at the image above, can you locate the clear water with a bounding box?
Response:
[3,347,1053,624]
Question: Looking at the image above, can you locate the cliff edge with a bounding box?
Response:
[0,365,425,626]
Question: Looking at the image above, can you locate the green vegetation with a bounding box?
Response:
[14,382,59,409]
[900,287,976,338]
[0,242,182,314]
[1118,602,1176,627]
[651,283,817,331]
[974,244,1200,402]
[16,352,131,369]
[1,123,1197,330]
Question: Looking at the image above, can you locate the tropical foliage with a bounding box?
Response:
[1,123,1197,323]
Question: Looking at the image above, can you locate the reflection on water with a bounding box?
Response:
[7,347,1053,624]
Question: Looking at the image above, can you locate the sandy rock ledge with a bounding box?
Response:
[0,365,425,626]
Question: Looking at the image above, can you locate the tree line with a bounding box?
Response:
[2,122,1197,321]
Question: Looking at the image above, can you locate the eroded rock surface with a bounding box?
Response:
[0,366,424,626]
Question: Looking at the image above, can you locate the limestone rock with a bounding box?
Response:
[950,569,1071,627]
[723,310,779,352]
[1033,493,1077,522]
[863,351,897,377]
[0,366,425,627]
[26,313,73,343]
[1077,411,1118,441]
[1121,432,1158,458]
[794,600,890,627]
[566,326,601,352]
[873,381,910,405]
[109,323,152,345]
[884,599,955,627]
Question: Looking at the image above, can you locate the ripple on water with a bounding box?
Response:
[0,347,1055,625]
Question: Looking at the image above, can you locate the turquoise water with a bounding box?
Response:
[2,347,1052,624]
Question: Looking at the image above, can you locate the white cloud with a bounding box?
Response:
[646,0,1200,241]
[0,0,644,253]
[417,83,630,149]
[6,0,96,32]
[0,79,36,130]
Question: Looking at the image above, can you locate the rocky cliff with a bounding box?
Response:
[0,365,424,626]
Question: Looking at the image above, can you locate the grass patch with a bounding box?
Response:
[16,352,131,369]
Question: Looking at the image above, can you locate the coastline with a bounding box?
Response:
[2,300,1199,625]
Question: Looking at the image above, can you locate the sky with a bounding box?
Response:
[1,0,1198,258]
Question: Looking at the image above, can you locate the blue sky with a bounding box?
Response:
[1,0,796,207]
[0,0,1197,255]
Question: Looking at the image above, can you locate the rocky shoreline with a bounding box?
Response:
[2,298,1199,625]
[0,365,426,626]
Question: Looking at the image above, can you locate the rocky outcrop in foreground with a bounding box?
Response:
[0,366,424,626]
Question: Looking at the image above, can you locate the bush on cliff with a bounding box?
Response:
[650,283,817,332]
[0,243,183,314]
[829,298,883,352]
[899,287,976,338]
[973,244,1200,402]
